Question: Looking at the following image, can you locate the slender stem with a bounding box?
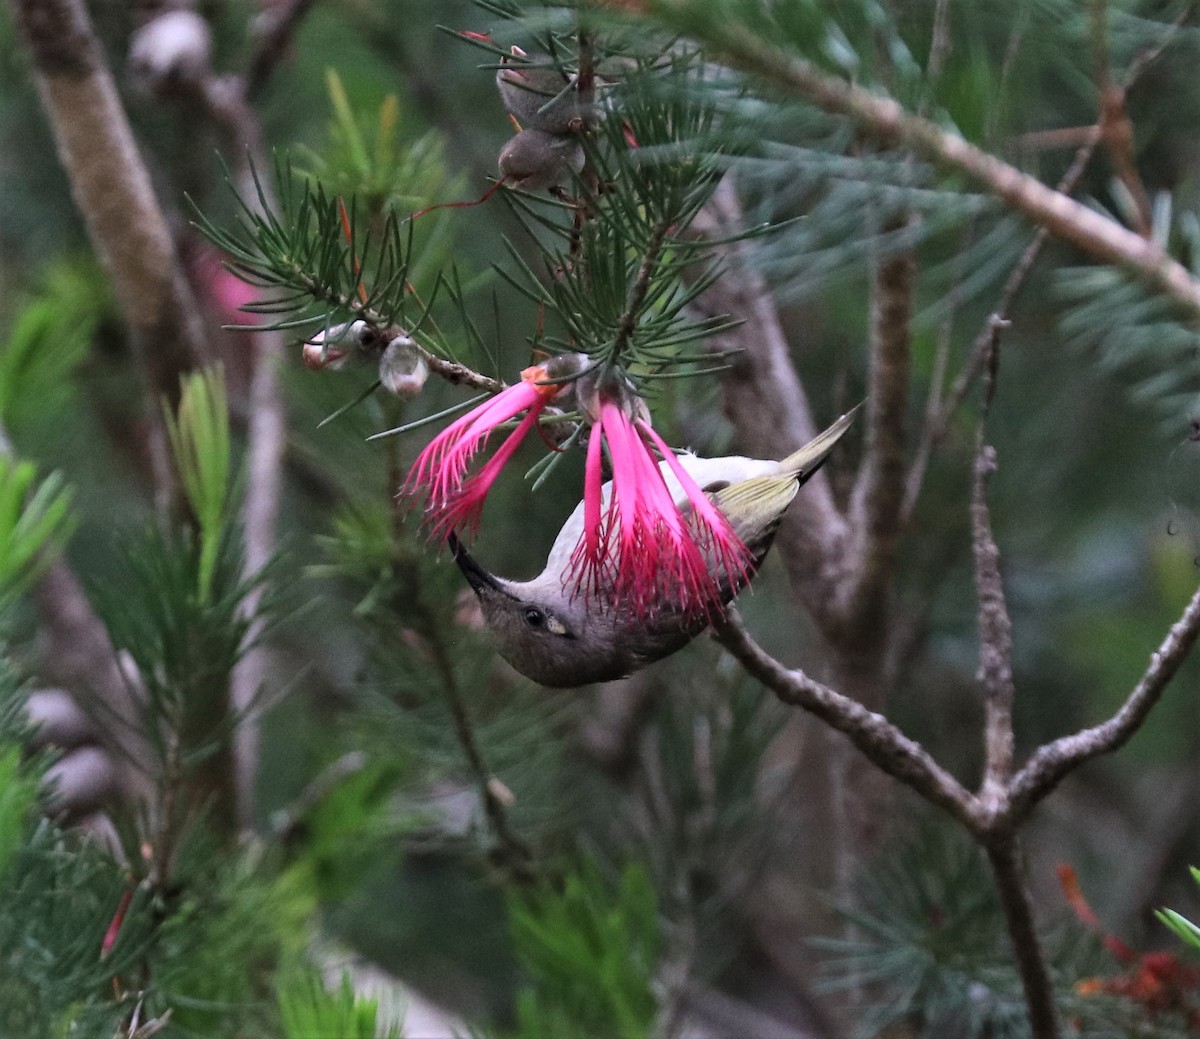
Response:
[607,217,673,367]
[1004,580,1200,826]
[418,347,506,394]
[902,4,1186,516]
[245,0,318,98]
[712,608,981,832]
[620,4,1200,316]
[986,837,1060,1039]
[424,624,533,880]
[902,127,1101,524]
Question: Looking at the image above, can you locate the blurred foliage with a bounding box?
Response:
[1159,868,1200,953]
[507,859,660,1039]
[279,971,402,1039]
[164,367,234,602]
[0,459,74,607]
[818,825,1041,1038]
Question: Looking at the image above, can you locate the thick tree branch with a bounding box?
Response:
[694,180,851,625]
[1004,580,1200,826]
[712,608,981,833]
[845,221,914,632]
[10,0,206,512]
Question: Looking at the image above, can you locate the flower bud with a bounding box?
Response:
[496,59,583,135]
[303,320,386,370]
[129,10,213,87]
[499,129,585,191]
[573,365,650,426]
[378,336,429,397]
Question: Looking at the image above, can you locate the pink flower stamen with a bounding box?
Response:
[568,398,753,620]
[403,364,561,537]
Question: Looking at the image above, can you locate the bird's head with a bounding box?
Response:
[448,534,689,687]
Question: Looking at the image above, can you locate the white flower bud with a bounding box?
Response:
[499,129,585,191]
[379,336,429,397]
[129,10,213,87]
[303,320,386,370]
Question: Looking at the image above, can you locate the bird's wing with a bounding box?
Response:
[711,475,800,556]
[539,453,781,579]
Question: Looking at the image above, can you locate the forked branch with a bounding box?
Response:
[711,609,980,831]
[1004,581,1200,826]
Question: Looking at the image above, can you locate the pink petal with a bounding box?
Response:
[402,365,562,539]
[567,400,740,621]
[429,405,545,539]
[638,421,753,602]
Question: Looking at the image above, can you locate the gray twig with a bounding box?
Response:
[986,838,1059,1039]
[711,608,980,831]
[972,445,1015,806]
[1004,581,1200,826]
[246,0,318,98]
[666,16,1200,314]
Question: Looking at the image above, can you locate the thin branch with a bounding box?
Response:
[1004,579,1200,826]
[608,216,673,366]
[270,751,368,842]
[228,332,285,829]
[711,607,981,833]
[418,346,506,394]
[1121,3,1193,87]
[1085,3,1140,234]
[623,8,1200,317]
[986,837,1060,1039]
[972,444,1015,807]
[423,621,533,880]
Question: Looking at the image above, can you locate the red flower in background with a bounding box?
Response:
[1058,863,1200,1029]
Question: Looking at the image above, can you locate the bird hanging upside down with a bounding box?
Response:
[449,408,856,687]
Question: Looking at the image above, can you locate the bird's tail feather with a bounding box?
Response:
[779,403,861,483]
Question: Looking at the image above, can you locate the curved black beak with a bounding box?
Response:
[446,531,507,596]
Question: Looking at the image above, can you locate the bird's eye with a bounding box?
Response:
[523,606,546,628]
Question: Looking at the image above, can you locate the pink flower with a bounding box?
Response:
[192,244,259,326]
[404,363,563,539]
[568,396,751,620]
